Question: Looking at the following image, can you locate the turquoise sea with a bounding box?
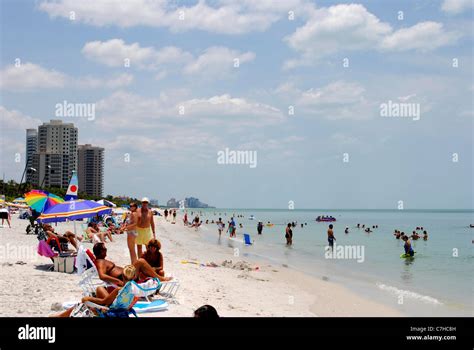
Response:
[182,209,473,316]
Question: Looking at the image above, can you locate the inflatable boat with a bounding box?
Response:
[316,216,336,222]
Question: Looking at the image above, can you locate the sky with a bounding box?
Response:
[0,0,473,209]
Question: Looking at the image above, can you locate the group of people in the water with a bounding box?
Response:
[176,211,429,258]
[393,228,428,241]
[356,223,379,233]
[394,228,428,257]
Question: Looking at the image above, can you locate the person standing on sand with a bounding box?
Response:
[164,209,168,221]
[183,211,188,226]
[217,218,224,236]
[328,224,336,250]
[125,202,138,263]
[135,198,155,258]
[0,206,11,228]
[172,210,177,224]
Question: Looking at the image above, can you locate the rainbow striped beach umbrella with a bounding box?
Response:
[37,199,112,223]
[24,190,64,213]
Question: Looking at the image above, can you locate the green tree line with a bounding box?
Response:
[0,179,139,207]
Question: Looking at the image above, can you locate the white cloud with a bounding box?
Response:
[39,0,312,34]
[183,47,255,78]
[0,62,67,91]
[82,39,163,68]
[82,39,252,79]
[0,61,135,91]
[284,4,391,67]
[0,106,42,170]
[94,90,284,129]
[0,105,42,131]
[103,126,225,164]
[441,0,474,14]
[275,80,374,120]
[179,94,284,126]
[381,22,460,51]
[95,90,170,128]
[284,4,460,67]
[75,73,134,89]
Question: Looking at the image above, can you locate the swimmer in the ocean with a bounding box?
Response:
[402,235,414,257]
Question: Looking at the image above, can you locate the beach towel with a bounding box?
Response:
[75,245,88,275]
[37,240,57,258]
[133,300,168,313]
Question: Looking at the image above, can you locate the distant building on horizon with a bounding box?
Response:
[30,120,78,189]
[185,197,211,208]
[77,144,104,198]
[166,198,178,208]
[165,196,212,208]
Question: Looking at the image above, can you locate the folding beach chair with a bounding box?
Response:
[78,248,117,296]
[81,279,167,317]
[81,281,139,318]
[157,279,180,300]
[243,233,253,245]
[80,224,101,244]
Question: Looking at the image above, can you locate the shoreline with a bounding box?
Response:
[0,213,403,317]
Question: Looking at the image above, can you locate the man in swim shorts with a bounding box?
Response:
[328,224,336,250]
[136,197,155,258]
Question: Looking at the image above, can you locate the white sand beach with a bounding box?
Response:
[0,213,402,317]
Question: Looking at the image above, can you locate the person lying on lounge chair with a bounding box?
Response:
[93,242,172,287]
[87,222,113,243]
[141,239,165,277]
[106,221,124,235]
[53,265,138,317]
[43,224,81,251]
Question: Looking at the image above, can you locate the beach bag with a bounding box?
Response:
[53,256,75,273]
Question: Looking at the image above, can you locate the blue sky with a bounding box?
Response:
[1,0,472,209]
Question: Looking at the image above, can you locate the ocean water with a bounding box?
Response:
[183,209,473,316]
